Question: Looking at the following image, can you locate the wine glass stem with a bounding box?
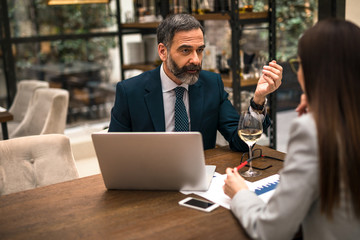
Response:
[248,145,253,172]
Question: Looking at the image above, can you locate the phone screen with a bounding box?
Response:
[184,198,214,209]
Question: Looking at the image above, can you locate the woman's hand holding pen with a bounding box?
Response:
[223,168,249,199]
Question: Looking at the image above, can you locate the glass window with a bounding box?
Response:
[276,0,318,111]
[14,37,117,79]
[13,36,118,121]
[7,0,116,38]
[277,0,318,61]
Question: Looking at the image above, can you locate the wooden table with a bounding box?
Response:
[0,111,13,140]
[0,146,285,240]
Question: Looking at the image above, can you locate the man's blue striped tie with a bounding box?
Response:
[174,87,189,131]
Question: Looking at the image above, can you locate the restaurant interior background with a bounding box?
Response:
[0,0,319,122]
[0,0,356,165]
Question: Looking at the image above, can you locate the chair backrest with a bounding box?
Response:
[8,80,49,122]
[10,88,69,138]
[0,134,78,196]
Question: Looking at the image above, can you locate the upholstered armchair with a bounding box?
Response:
[8,80,49,122]
[10,88,69,138]
[0,134,79,196]
[0,80,49,139]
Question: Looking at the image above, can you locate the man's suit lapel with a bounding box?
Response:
[144,68,166,131]
[189,79,204,131]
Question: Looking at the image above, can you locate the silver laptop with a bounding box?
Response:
[91,132,216,191]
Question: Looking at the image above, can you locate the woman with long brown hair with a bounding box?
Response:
[223,19,360,239]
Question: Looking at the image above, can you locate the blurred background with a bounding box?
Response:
[0,1,358,171]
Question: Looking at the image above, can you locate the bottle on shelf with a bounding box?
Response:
[245,0,254,12]
[198,0,211,14]
[239,0,254,13]
[214,0,230,13]
[171,0,189,14]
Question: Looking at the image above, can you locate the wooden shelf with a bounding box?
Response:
[121,12,268,29]
[193,11,268,21]
[122,65,258,88]
[193,13,230,21]
[121,22,160,29]
[222,75,258,88]
[241,78,258,87]
[122,64,158,72]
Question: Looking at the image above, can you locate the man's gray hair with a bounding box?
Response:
[157,14,204,49]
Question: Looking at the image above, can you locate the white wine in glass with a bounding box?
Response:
[238,111,263,177]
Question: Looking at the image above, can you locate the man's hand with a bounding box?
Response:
[223,168,249,199]
[253,60,283,105]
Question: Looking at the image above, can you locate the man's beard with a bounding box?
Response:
[166,55,201,85]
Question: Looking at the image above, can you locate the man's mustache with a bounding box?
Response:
[183,64,201,72]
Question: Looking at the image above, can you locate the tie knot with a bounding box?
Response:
[174,87,186,99]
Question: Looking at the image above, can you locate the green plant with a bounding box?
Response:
[7,1,117,79]
[276,0,317,61]
[239,0,317,62]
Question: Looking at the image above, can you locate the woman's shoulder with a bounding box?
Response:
[289,113,316,140]
[286,113,318,168]
[293,113,315,126]
[283,113,319,190]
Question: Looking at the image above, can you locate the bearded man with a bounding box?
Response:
[108,14,282,151]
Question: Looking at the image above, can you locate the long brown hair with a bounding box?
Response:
[298,19,360,218]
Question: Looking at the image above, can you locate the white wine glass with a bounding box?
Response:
[238,111,263,177]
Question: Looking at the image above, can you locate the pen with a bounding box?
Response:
[235,157,256,171]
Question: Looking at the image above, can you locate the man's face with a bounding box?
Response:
[161,28,205,85]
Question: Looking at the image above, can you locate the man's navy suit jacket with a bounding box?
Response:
[109,66,271,151]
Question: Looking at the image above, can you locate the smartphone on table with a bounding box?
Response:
[178,197,219,212]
